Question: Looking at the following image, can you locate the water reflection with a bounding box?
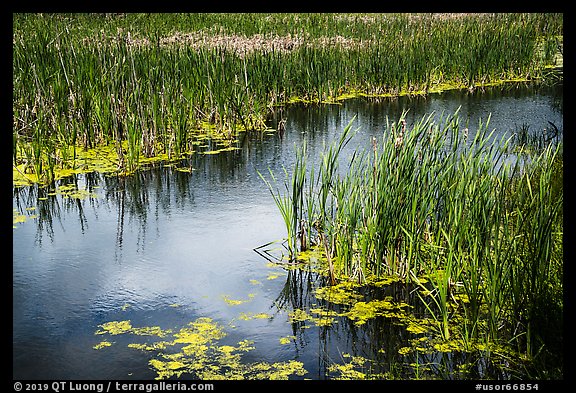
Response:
[271,262,535,379]
[13,83,562,379]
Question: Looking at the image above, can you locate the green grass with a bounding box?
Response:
[263,109,562,370]
[13,13,563,184]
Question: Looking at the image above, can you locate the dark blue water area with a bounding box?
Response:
[13,82,563,380]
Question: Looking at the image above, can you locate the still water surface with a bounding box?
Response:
[13,83,562,379]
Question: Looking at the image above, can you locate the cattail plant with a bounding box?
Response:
[13,13,562,184]
[263,108,562,358]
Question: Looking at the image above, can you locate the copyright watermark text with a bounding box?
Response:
[13,382,214,393]
[475,383,539,391]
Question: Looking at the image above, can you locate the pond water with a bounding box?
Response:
[13,83,563,380]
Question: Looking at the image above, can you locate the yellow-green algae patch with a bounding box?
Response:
[398,346,413,356]
[55,183,98,200]
[95,320,172,338]
[127,341,172,351]
[314,281,363,305]
[93,340,113,350]
[13,208,37,228]
[94,316,308,380]
[13,143,123,187]
[295,248,325,264]
[405,320,434,335]
[308,307,340,326]
[327,353,369,380]
[288,308,313,324]
[279,335,296,345]
[281,75,554,109]
[201,146,240,155]
[326,353,402,380]
[343,298,411,326]
[288,308,337,327]
[96,320,133,335]
[369,275,402,287]
[266,271,284,280]
[292,249,531,376]
[132,326,173,338]
[221,294,255,306]
[12,132,242,187]
[174,167,195,173]
[237,312,271,321]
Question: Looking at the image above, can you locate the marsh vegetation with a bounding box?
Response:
[13,13,562,183]
[260,108,563,378]
[13,13,563,380]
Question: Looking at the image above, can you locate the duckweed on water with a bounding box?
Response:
[287,307,337,328]
[13,207,37,228]
[94,317,307,380]
[221,295,250,306]
[279,248,541,378]
[237,312,272,321]
[91,236,553,379]
[327,354,369,380]
[93,341,113,350]
[326,353,398,380]
[287,308,313,324]
[279,336,296,345]
[344,299,411,326]
[132,326,173,338]
[308,310,338,327]
[92,268,536,379]
[128,342,173,351]
[95,320,173,338]
[314,281,363,305]
[201,146,240,155]
[96,320,133,335]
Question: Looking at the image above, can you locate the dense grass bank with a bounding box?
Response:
[13,13,563,184]
[261,109,563,377]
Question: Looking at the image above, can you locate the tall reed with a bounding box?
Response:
[13,13,562,184]
[263,109,562,360]
[258,139,308,258]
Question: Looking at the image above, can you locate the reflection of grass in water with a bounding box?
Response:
[13,207,37,228]
[93,262,536,380]
[274,248,543,379]
[279,335,296,345]
[93,216,559,380]
[13,182,98,228]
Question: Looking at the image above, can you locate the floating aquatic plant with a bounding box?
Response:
[279,335,296,345]
[94,316,308,380]
[237,312,271,321]
[96,320,133,335]
[221,295,253,306]
[93,341,113,350]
